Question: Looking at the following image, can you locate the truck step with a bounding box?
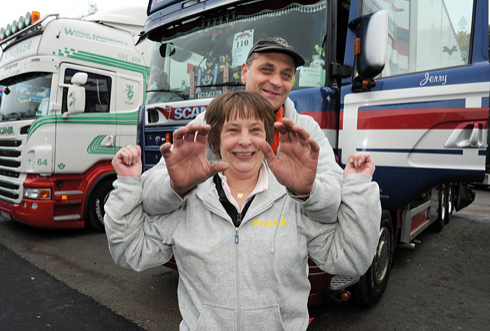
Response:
[330,275,360,290]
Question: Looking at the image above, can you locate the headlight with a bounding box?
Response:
[24,187,51,200]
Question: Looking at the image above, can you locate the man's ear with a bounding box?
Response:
[241,63,248,85]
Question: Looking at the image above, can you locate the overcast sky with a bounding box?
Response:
[0,0,141,28]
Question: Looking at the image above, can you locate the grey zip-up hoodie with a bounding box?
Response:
[104,167,381,331]
[140,97,344,224]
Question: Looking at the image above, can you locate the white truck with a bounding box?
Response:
[0,6,150,230]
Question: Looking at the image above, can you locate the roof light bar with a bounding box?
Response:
[0,11,40,42]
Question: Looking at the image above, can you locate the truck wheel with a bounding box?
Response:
[446,184,454,223]
[87,179,114,231]
[433,185,449,232]
[352,211,394,307]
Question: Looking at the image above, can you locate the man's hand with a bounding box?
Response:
[344,152,375,176]
[160,123,228,196]
[258,118,319,196]
[112,145,142,177]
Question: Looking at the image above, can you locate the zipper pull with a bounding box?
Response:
[236,213,242,227]
[235,228,239,244]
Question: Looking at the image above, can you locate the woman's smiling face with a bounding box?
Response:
[220,111,266,180]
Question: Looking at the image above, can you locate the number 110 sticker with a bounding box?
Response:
[232,30,254,67]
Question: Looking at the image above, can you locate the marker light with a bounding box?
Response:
[11,20,18,34]
[5,24,11,38]
[31,11,41,24]
[24,12,32,26]
[18,16,25,30]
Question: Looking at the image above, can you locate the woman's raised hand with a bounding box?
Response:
[112,145,142,178]
[160,123,228,196]
[259,118,319,197]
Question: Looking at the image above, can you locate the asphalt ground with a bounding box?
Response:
[0,243,144,331]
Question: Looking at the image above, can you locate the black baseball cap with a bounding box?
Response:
[246,37,305,68]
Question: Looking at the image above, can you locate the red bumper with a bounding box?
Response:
[0,199,85,229]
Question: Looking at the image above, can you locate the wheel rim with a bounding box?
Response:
[95,191,111,224]
[374,226,390,285]
[447,187,453,213]
[440,189,446,220]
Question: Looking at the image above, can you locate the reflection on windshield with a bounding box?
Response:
[0,73,52,121]
[146,0,327,104]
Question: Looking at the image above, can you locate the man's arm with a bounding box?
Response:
[304,173,381,277]
[140,113,206,215]
[105,177,178,271]
[283,98,343,223]
[105,146,177,271]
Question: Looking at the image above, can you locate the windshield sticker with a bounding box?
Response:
[299,67,325,88]
[232,30,254,67]
[36,98,49,116]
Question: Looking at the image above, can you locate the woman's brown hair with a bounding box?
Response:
[205,91,275,160]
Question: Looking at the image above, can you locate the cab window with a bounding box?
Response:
[62,69,112,113]
[362,0,474,77]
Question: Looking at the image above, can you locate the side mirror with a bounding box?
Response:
[160,43,192,62]
[71,72,88,85]
[351,10,388,91]
[63,72,87,119]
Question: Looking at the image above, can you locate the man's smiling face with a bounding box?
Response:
[241,52,295,111]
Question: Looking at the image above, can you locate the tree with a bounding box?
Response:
[76,0,98,19]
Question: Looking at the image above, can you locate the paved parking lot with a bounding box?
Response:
[1,188,490,330]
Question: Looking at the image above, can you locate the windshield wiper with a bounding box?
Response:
[7,112,25,120]
[146,88,188,100]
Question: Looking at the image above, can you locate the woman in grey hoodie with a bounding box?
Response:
[104,91,381,331]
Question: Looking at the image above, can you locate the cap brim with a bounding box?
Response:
[253,46,305,67]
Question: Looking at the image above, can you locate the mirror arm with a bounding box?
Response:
[331,63,353,78]
[352,76,376,92]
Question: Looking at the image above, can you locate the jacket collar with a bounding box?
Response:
[196,165,287,216]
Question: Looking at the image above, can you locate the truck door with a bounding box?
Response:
[55,64,117,174]
[339,0,489,210]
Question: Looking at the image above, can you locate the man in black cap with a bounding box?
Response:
[139,37,344,224]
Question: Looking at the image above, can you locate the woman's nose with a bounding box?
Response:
[238,133,252,146]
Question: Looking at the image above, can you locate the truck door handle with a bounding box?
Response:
[445,122,484,148]
[100,135,115,147]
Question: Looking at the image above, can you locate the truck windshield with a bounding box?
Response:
[0,72,52,121]
[146,0,327,104]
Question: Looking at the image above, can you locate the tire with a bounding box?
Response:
[353,211,394,307]
[432,185,449,232]
[87,179,114,231]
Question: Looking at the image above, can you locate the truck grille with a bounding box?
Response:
[0,140,22,147]
[0,181,19,199]
[0,139,22,202]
